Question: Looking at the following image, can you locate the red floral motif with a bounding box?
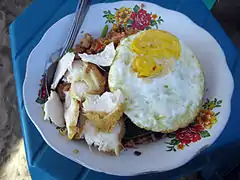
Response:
[36,76,48,104]
[130,9,151,30]
[176,125,204,145]
[103,4,163,30]
[166,98,222,152]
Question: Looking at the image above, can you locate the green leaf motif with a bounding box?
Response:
[215,112,220,116]
[100,25,109,38]
[157,19,162,24]
[200,131,211,138]
[133,5,140,12]
[103,10,115,24]
[35,97,46,104]
[127,19,134,25]
[159,16,164,21]
[146,26,151,30]
[166,145,177,152]
[150,19,157,26]
[157,16,164,24]
[217,100,222,105]
[171,139,180,145]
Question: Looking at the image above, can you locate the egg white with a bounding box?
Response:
[108,32,205,132]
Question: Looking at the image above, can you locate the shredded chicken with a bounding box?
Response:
[56,82,71,101]
[74,26,139,55]
[80,33,93,49]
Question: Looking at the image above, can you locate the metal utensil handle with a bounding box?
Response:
[59,0,82,57]
[63,0,91,56]
[60,0,82,57]
[60,0,91,57]
[67,0,91,51]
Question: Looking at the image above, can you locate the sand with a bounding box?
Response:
[0,0,31,179]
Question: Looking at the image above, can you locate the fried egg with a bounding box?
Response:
[109,30,205,132]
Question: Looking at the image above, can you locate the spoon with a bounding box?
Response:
[41,0,91,100]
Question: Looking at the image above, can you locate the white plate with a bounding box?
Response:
[23,1,234,176]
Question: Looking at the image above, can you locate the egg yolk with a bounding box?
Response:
[131,29,181,77]
[132,55,163,77]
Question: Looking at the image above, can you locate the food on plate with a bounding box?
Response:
[51,52,75,89]
[40,25,204,155]
[44,90,65,127]
[83,89,124,132]
[66,60,106,95]
[109,29,205,132]
[56,82,71,101]
[64,92,81,140]
[84,119,125,156]
[78,42,116,66]
[70,81,89,101]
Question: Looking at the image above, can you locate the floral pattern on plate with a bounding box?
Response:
[103,4,164,30]
[165,98,222,151]
[36,4,224,153]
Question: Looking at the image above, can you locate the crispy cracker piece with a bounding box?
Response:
[70,81,89,101]
[84,118,125,156]
[44,91,65,127]
[64,92,81,140]
[67,60,105,95]
[78,42,116,66]
[51,52,75,89]
[83,89,124,132]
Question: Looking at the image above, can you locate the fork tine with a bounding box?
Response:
[59,0,82,57]
[60,0,91,57]
[44,0,91,96]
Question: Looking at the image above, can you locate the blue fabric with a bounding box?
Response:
[9,0,240,179]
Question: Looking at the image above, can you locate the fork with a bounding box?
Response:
[42,0,91,98]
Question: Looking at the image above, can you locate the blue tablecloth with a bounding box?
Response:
[9,0,240,179]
